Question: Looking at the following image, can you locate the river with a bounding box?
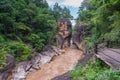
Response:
[26,48,83,80]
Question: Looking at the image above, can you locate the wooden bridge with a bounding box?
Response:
[95,48,120,69]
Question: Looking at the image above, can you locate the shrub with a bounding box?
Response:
[8,42,31,62]
[0,40,32,64]
[69,59,120,80]
[26,33,45,51]
[0,36,7,69]
[0,49,7,70]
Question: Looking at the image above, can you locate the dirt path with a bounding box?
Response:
[26,48,83,80]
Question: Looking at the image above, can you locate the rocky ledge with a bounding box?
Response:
[0,45,64,80]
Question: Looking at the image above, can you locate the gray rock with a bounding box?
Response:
[11,61,29,80]
[31,54,41,70]
[10,46,64,80]
[40,55,52,65]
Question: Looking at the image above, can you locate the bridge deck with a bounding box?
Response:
[95,48,120,69]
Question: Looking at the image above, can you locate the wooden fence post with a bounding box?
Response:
[93,42,98,63]
[94,42,98,54]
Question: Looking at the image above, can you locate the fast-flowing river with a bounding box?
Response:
[26,48,83,80]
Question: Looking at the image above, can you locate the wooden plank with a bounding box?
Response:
[96,48,120,69]
[98,52,120,65]
[95,52,120,69]
[95,54,114,68]
[100,49,120,62]
[109,48,120,54]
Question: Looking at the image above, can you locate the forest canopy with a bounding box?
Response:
[0,0,72,69]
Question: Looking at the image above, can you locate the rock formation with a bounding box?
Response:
[10,45,64,80]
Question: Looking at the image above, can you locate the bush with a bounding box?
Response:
[8,42,31,62]
[0,39,31,64]
[69,59,120,80]
[0,36,7,69]
[26,33,45,51]
[0,48,7,70]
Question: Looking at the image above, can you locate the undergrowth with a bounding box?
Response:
[69,59,120,80]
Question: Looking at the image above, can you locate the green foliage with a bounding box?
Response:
[0,36,7,69]
[83,37,94,49]
[0,0,12,12]
[52,2,73,21]
[104,11,120,42]
[0,35,5,42]
[0,0,58,61]
[26,33,45,51]
[78,0,120,48]
[0,41,31,62]
[15,23,31,31]
[69,59,120,80]
[0,0,72,69]
[8,42,31,62]
[0,35,31,69]
[0,37,10,68]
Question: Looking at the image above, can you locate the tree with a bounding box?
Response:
[52,2,73,21]
[77,0,120,47]
[0,0,58,68]
[62,7,73,18]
